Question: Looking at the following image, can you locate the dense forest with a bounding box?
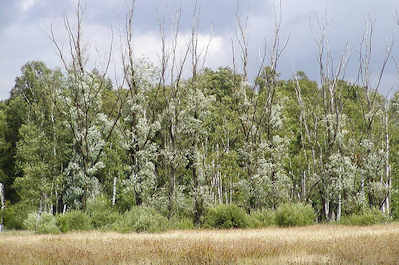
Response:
[0,2,398,232]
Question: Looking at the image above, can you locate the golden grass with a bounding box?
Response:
[1,224,399,264]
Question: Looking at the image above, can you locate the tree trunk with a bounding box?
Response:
[384,106,390,214]
[168,166,176,219]
[0,183,4,232]
[302,171,306,201]
[324,199,330,221]
[337,193,342,222]
[192,148,202,225]
[112,177,117,206]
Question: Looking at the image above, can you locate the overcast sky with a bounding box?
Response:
[1,0,398,99]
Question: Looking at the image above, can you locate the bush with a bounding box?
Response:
[340,208,390,226]
[249,209,276,228]
[56,210,92,232]
[203,204,249,229]
[113,206,168,233]
[168,216,195,230]
[391,190,399,220]
[86,196,120,229]
[275,203,315,227]
[116,189,135,213]
[1,202,34,230]
[23,212,60,234]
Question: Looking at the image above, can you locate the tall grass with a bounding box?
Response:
[1,224,398,264]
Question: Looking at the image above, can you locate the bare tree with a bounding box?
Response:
[356,18,392,214]
[50,0,124,209]
[232,1,291,210]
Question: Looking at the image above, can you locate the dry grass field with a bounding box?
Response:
[1,224,399,265]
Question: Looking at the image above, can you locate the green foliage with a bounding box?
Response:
[340,208,390,226]
[203,204,249,229]
[112,206,168,233]
[1,54,399,226]
[168,216,195,230]
[23,212,60,234]
[85,196,120,229]
[1,202,34,230]
[275,203,315,227]
[392,190,399,220]
[116,189,135,213]
[249,209,276,228]
[56,210,92,232]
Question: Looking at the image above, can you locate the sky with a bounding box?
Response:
[1,0,398,99]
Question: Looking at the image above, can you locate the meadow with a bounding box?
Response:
[1,224,398,265]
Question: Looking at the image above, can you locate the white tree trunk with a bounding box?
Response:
[337,193,342,222]
[384,106,390,214]
[325,199,330,221]
[0,183,4,232]
[112,177,117,206]
[218,174,222,204]
[302,171,306,201]
[387,177,391,215]
[337,167,342,222]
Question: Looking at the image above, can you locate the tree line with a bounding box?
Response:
[0,2,398,229]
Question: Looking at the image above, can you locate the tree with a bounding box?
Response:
[51,1,123,209]
[8,61,67,212]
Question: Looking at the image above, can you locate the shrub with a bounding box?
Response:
[1,202,34,230]
[393,207,399,221]
[340,208,390,226]
[275,203,315,227]
[56,210,92,232]
[249,209,276,228]
[391,190,399,220]
[86,196,120,229]
[116,189,135,213]
[168,216,195,230]
[23,212,60,234]
[113,206,168,233]
[203,204,249,229]
[23,212,42,230]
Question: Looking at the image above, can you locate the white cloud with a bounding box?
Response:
[20,0,38,12]
[132,32,229,70]
[46,20,230,85]
[0,17,59,99]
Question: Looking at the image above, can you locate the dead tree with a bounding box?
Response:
[50,0,124,209]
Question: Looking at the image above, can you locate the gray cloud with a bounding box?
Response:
[0,2,22,33]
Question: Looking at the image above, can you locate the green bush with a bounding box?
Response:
[23,212,60,234]
[393,207,399,221]
[86,196,120,229]
[249,209,276,228]
[391,190,399,220]
[168,216,195,230]
[56,210,92,232]
[116,189,135,213]
[275,203,315,227]
[340,208,390,226]
[1,202,34,230]
[113,206,168,233]
[203,204,249,229]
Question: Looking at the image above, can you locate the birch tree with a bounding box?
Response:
[12,62,67,213]
[233,3,291,211]
[119,7,161,207]
[0,183,4,232]
[51,1,123,209]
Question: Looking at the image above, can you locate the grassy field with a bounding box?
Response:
[1,224,399,265]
